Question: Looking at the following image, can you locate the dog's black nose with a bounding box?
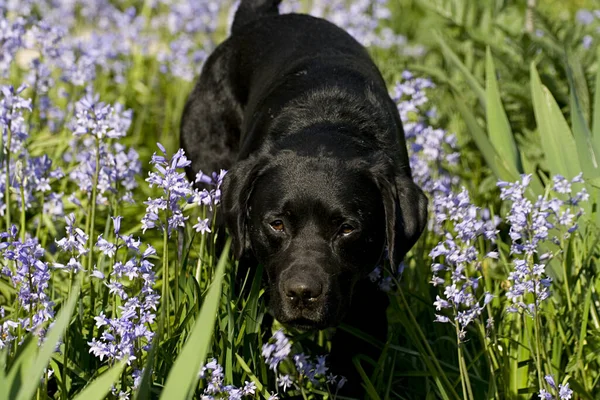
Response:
[284,277,323,302]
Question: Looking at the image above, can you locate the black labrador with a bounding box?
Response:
[180,0,428,395]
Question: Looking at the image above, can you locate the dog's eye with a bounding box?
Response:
[340,224,355,236]
[270,220,285,232]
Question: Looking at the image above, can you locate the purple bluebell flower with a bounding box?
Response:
[392,72,460,240]
[541,375,574,400]
[142,144,193,236]
[1,84,32,155]
[55,213,88,258]
[499,174,587,316]
[538,389,552,400]
[0,307,18,349]
[68,138,141,205]
[88,242,159,386]
[193,218,212,234]
[262,330,292,371]
[277,374,293,391]
[0,227,54,340]
[261,330,346,392]
[429,187,498,340]
[576,9,595,25]
[70,90,132,139]
[0,17,26,77]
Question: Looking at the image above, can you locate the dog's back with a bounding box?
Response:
[182,0,405,179]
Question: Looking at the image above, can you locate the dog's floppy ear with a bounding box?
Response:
[374,167,428,267]
[221,155,266,259]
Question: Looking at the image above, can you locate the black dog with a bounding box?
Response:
[181,0,427,395]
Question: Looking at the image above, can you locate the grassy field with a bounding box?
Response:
[1,0,600,399]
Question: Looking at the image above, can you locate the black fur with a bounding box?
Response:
[181,0,428,396]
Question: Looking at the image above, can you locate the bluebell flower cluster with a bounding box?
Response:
[0,16,26,77]
[153,0,223,81]
[70,91,132,139]
[0,226,54,344]
[393,71,460,207]
[429,188,498,340]
[368,71,461,292]
[88,223,159,396]
[0,83,67,220]
[54,213,88,272]
[0,84,31,153]
[261,329,346,395]
[67,91,140,205]
[539,374,573,400]
[197,358,257,398]
[574,8,600,49]
[142,143,194,236]
[498,174,587,316]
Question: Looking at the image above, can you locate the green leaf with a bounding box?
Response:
[530,63,582,179]
[245,262,264,334]
[1,336,37,400]
[71,361,126,400]
[16,282,81,400]
[566,63,600,178]
[485,47,521,173]
[592,48,600,156]
[234,354,265,393]
[133,335,158,400]
[160,238,231,400]
[454,92,543,197]
[436,32,486,108]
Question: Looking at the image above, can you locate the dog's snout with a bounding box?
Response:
[284,276,323,302]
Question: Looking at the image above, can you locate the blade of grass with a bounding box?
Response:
[530,63,582,179]
[566,61,600,178]
[485,47,521,173]
[3,336,37,400]
[454,93,543,196]
[593,48,600,152]
[16,282,81,400]
[436,32,486,108]
[133,334,158,400]
[159,237,231,400]
[71,361,126,400]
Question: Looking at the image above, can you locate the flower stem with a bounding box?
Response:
[19,180,25,242]
[531,252,545,390]
[161,192,170,338]
[5,125,12,230]
[62,269,74,400]
[456,323,474,400]
[561,241,573,312]
[195,208,207,284]
[174,229,180,317]
[87,136,101,311]
[398,289,460,399]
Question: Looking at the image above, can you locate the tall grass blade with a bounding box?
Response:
[71,361,126,400]
[1,336,37,400]
[133,335,158,400]
[566,61,600,178]
[16,282,81,400]
[592,48,600,158]
[455,93,543,196]
[530,63,582,179]
[436,33,486,108]
[160,238,231,400]
[485,47,521,173]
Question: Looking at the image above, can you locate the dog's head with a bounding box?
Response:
[222,146,427,330]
